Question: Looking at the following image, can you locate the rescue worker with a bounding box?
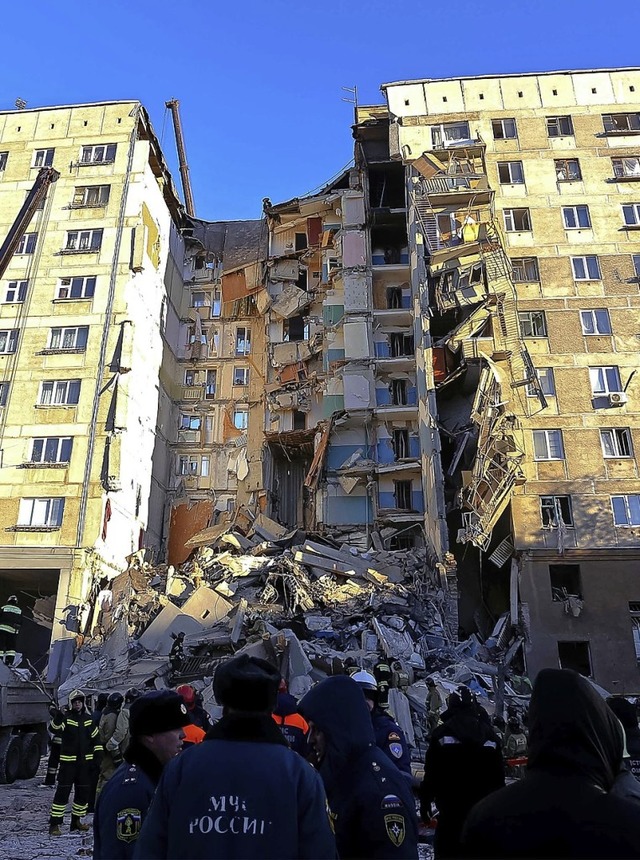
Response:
[373,659,392,709]
[504,716,528,779]
[353,669,412,779]
[96,692,126,796]
[175,683,212,732]
[0,595,22,665]
[272,678,310,756]
[106,688,139,762]
[426,677,443,733]
[135,654,336,859]
[419,686,504,858]
[93,689,190,859]
[300,674,419,859]
[48,689,103,836]
[462,669,640,858]
[169,632,185,672]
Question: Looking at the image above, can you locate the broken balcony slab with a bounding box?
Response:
[270,284,312,318]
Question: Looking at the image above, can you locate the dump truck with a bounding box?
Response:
[0,661,55,784]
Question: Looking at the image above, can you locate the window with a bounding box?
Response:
[71,185,110,207]
[16,233,37,254]
[80,143,117,164]
[295,233,308,251]
[550,564,581,599]
[601,428,633,458]
[498,161,524,184]
[546,116,574,137]
[555,159,582,181]
[30,437,73,464]
[562,206,591,229]
[431,121,471,147]
[4,280,28,303]
[235,327,251,355]
[211,289,221,317]
[634,255,640,279]
[180,414,201,431]
[393,428,410,460]
[558,641,591,676]
[571,256,601,281]
[233,407,248,430]
[0,381,8,407]
[603,113,640,133]
[589,366,622,395]
[394,480,413,509]
[33,148,54,167]
[511,257,539,282]
[580,309,611,335]
[48,326,89,351]
[503,208,531,231]
[0,152,8,171]
[205,369,217,399]
[391,379,408,405]
[39,379,81,405]
[179,456,199,476]
[612,495,640,526]
[64,229,103,252]
[56,276,96,300]
[528,367,555,397]
[293,410,306,430]
[389,332,414,357]
[533,429,565,460]
[0,329,18,354]
[623,204,640,227]
[233,367,249,386]
[541,496,573,528]
[191,291,209,308]
[492,118,517,139]
[283,316,308,343]
[518,311,547,338]
[201,456,209,478]
[629,603,640,663]
[17,497,65,528]
[612,157,640,178]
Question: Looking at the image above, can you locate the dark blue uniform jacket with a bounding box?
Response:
[133,712,336,859]
[94,739,163,859]
[300,675,419,860]
[372,708,412,775]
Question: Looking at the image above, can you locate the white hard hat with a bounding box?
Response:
[352,670,378,692]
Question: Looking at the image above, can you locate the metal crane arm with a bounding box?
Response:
[0,167,60,280]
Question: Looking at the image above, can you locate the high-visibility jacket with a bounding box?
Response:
[272,709,310,756]
[49,708,103,770]
[182,723,205,747]
[0,602,22,635]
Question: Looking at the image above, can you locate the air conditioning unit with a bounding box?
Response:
[608,391,628,406]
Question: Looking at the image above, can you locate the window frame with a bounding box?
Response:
[4,280,28,303]
[511,257,540,282]
[541,496,574,528]
[431,121,471,148]
[79,143,117,165]
[554,158,582,182]
[39,379,81,406]
[612,157,640,179]
[571,256,601,281]
[64,229,103,252]
[634,254,640,280]
[497,161,525,185]
[0,381,8,407]
[533,429,565,461]
[603,113,640,134]
[33,148,55,167]
[601,428,633,459]
[71,185,110,207]
[17,497,65,528]
[562,205,591,229]
[503,208,531,232]
[56,275,96,300]
[233,407,249,431]
[29,437,73,465]
[622,204,640,227]
[491,118,517,140]
[47,326,89,351]
[233,367,249,386]
[179,414,201,431]
[580,309,611,335]
[546,115,574,137]
[0,329,18,354]
[589,366,623,396]
[629,602,640,663]
[235,327,251,356]
[612,494,640,526]
[518,310,547,338]
[527,367,555,397]
[16,233,37,254]
[0,151,8,171]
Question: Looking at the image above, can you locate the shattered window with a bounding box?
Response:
[555,159,581,181]
[527,367,555,397]
[518,311,547,338]
[562,206,591,229]
[497,161,524,184]
[392,428,410,460]
[580,309,611,335]
[612,495,640,526]
[503,208,531,232]
[431,121,471,148]
[533,429,564,460]
[391,379,408,405]
[603,113,640,133]
[623,204,640,227]
[511,257,539,282]
[601,428,633,458]
[394,480,412,510]
[492,118,517,140]
[541,496,574,529]
[571,256,601,281]
[612,157,640,178]
[549,563,581,599]
[546,116,574,137]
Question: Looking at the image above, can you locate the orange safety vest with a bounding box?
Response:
[182,723,205,746]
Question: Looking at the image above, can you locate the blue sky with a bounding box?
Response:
[3,0,639,221]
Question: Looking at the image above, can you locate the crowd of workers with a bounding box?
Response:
[39,656,640,859]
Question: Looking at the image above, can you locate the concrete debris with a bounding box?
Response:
[51,513,529,765]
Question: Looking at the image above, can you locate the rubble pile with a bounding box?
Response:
[58,511,530,760]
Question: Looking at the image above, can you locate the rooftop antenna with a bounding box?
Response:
[165,98,196,217]
[15,98,27,110]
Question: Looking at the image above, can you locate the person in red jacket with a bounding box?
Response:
[272,679,310,757]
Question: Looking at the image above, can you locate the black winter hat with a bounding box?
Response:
[214,654,280,713]
[129,690,191,736]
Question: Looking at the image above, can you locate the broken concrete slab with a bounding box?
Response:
[138,604,204,655]
[180,586,233,629]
